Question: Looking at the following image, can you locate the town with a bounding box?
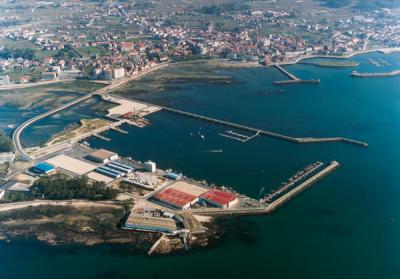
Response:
[1,0,400,85]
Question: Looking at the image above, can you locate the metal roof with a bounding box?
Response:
[201,189,237,206]
[153,188,198,208]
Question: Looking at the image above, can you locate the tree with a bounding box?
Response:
[0,131,13,152]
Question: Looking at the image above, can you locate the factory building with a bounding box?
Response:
[152,188,198,210]
[95,166,123,178]
[123,213,177,234]
[106,161,133,173]
[144,161,156,173]
[200,189,238,208]
[45,155,97,176]
[31,162,56,175]
[88,149,118,163]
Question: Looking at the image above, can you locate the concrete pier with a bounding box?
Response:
[273,64,320,85]
[274,64,300,80]
[92,134,111,141]
[160,106,368,148]
[191,161,340,217]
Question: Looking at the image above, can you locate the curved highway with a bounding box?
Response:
[12,93,94,158]
[11,63,169,159]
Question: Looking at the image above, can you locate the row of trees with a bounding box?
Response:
[32,174,118,201]
[0,47,36,60]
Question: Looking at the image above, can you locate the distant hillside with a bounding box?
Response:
[319,0,400,9]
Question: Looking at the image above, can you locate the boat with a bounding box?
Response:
[205,149,223,153]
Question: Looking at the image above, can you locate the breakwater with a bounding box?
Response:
[160,106,368,148]
[192,161,341,216]
[273,64,320,85]
[350,70,400,78]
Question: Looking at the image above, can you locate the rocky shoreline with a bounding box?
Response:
[0,204,224,255]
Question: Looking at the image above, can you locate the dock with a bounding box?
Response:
[110,126,128,134]
[273,64,320,85]
[219,130,260,143]
[92,134,111,141]
[160,106,368,148]
[191,161,341,217]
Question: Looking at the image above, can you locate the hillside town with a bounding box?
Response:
[1,1,400,85]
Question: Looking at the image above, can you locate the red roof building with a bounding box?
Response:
[200,189,238,208]
[153,188,198,209]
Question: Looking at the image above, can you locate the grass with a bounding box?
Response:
[46,118,112,146]
[75,46,104,58]
[0,39,39,50]
[4,67,43,82]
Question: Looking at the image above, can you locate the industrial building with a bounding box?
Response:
[45,155,97,176]
[200,189,238,208]
[86,171,114,184]
[152,188,198,210]
[106,161,133,173]
[95,166,123,178]
[123,214,177,234]
[144,161,156,173]
[88,149,118,163]
[31,162,56,175]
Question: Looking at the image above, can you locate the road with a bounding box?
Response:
[0,199,120,213]
[11,63,169,159]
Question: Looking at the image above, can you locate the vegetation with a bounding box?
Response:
[302,60,359,67]
[199,3,250,15]
[46,118,111,146]
[0,47,36,60]
[0,205,71,221]
[0,191,34,203]
[32,174,118,200]
[0,131,13,152]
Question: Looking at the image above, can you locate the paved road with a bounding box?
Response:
[11,63,169,160]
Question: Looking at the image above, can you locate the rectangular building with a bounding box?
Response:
[31,162,56,175]
[200,189,238,208]
[123,214,177,234]
[45,155,97,176]
[152,188,198,210]
[88,149,118,164]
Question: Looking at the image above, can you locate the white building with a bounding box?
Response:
[113,67,126,79]
[144,161,156,173]
[0,189,5,200]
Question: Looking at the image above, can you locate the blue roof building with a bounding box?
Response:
[31,162,56,175]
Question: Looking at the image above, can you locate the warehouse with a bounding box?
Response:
[200,189,238,208]
[31,162,56,175]
[168,181,208,196]
[45,155,97,176]
[106,162,133,173]
[95,166,123,178]
[123,213,177,234]
[88,149,118,163]
[86,171,114,184]
[152,188,198,210]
